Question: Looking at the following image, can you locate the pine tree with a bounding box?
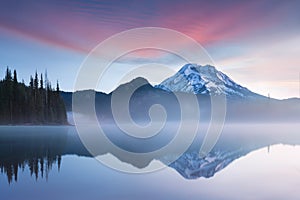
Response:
[5,67,12,81]
[13,70,17,83]
[0,68,67,124]
[40,74,43,90]
[13,70,18,123]
[29,76,33,88]
[34,71,39,90]
[4,67,13,123]
[56,81,60,93]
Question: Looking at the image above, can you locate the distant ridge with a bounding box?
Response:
[61,63,299,123]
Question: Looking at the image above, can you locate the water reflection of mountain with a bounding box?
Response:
[168,123,300,179]
[0,123,299,183]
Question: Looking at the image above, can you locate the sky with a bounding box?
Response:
[0,0,299,99]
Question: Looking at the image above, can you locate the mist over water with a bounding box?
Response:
[0,122,299,199]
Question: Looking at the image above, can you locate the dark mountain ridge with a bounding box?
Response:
[61,64,299,123]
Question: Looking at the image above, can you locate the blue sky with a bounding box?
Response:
[0,0,299,98]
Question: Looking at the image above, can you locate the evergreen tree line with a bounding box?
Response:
[0,67,67,124]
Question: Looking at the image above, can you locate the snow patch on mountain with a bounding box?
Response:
[167,149,248,179]
[156,64,208,94]
[156,63,262,98]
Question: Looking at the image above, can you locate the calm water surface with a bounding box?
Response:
[0,124,299,200]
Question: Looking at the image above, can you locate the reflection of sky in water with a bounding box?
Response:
[1,144,300,200]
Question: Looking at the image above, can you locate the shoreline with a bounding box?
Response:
[0,123,74,127]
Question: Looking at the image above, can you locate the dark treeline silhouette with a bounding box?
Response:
[0,67,67,124]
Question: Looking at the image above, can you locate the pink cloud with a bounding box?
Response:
[0,0,296,56]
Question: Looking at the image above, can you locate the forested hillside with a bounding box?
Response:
[0,67,67,124]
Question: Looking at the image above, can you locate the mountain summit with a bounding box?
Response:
[156,63,263,98]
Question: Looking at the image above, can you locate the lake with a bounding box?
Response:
[0,123,300,200]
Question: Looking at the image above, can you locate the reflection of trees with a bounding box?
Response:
[1,124,299,182]
[0,127,68,183]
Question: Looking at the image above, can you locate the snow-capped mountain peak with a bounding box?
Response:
[156,63,262,98]
[156,63,209,94]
